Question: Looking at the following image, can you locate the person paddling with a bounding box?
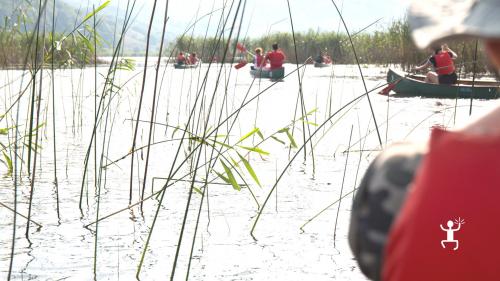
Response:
[414,44,458,84]
[252,48,266,69]
[189,53,199,65]
[176,52,187,65]
[264,43,286,70]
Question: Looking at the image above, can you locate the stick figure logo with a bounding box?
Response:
[440,217,465,250]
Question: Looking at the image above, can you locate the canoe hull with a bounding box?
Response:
[174,63,199,69]
[250,67,285,79]
[314,62,331,68]
[387,68,500,99]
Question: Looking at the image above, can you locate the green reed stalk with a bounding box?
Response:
[26,0,49,238]
[136,1,241,278]
[129,0,158,205]
[285,0,314,166]
[90,63,311,230]
[333,125,353,248]
[26,0,47,177]
[330,0,383,148]
[50,0,60,219]
[141,0,170,209]
[169,2,245,278]
[79,0,138,210]
[250,82,393,239]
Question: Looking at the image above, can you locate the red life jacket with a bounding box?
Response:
[266,50,285,69]
[177,54,186,63]
[190,56,198,64]
[255,54,266,67]
[434,51,455,75]
[382,128,500,281]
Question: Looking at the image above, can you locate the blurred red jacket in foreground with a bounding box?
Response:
[383,128,500,280]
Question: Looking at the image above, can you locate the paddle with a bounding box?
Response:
[236,42,255,56]
[234,60,248,69]
[379,79,401,96]
[234,43,254,69]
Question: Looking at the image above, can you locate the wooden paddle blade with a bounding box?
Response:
[234,60,247,69]
[378,84,396,96]
[378,82,397,96]
[236,42,247,53]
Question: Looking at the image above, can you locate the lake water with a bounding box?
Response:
[0,62,497,280]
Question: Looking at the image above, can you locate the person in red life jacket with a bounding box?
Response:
[176,52,187,65]
[264,43,286,70]
[252,48,266,69]
[348,0,500,280]
[323,53,332,64]
[414,44,458,84]
[189,53,199,65]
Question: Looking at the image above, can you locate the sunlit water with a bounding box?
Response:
[0,62,497,280]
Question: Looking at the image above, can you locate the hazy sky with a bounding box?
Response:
[113,0,411,38]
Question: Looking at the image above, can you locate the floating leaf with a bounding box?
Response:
[285,129,298,148]
[230,156,240,168]
[193,187,203,195]
[220,160,240,191]
[213,140,232,149]
[82,0,111,24]
[277,127,288,134]
[238,152,261,187]
[2,152,12,174]
[214,170,230,184]
[0,125,16,135]
[171,126,180,138]
[256,129,264,140]
[270,135,286,145]
[238,128,259,143]
[238,145,270,156]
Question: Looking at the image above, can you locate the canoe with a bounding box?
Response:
[174,63,199,69]
[387,68,500,99]
[250,67,285,79]
[314,62,331,68]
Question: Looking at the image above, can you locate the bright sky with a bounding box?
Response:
[127,0,411,38]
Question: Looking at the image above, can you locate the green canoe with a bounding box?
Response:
[387,68,500,99]
[174,63,199,69]
[250,67,285,79]
[314,62,331,68]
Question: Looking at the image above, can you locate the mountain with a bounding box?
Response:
[0,0,172,55]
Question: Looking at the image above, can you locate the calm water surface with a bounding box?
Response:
[0,62,496,280]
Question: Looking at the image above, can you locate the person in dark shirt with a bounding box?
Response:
[414,44,458,84]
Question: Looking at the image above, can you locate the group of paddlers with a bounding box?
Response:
[314,51,332,64]
[176,43,336,70]
[251,43,286,70]
[175,52,199,65]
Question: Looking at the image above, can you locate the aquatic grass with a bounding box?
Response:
[333,125,353,248]
[135,3,242,277]
[141,0,170,209]
[85,61,315,230]
[128,0,159,205]
[79,0,138,210]
[26,0,49,239]
[285,0,315,169]
[250,81,396,239]
[168,1,247,278]
[330,0,383,149]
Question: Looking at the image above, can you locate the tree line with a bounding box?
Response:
[170,18,490,74]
